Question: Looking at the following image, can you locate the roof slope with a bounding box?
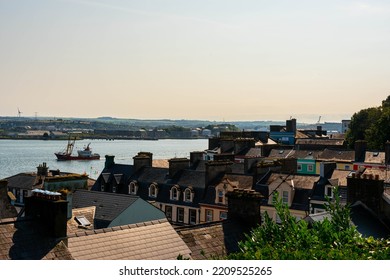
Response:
[72,190,139,228]
[176,220,247,259]
[0,218,73,260]
[67,219,191,260]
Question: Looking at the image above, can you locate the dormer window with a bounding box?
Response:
[149,183,158,198]
[218,190,224,203]
[184,187,193,203]
[128,181,138,195]
[325,185,334,198]
[170,185,180,201]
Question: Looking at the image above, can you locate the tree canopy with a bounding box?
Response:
[346,95,390,150]
[228,189,390,260]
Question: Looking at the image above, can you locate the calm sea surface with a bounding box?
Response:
[0,139,208,180]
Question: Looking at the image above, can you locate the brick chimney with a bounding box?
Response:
[320,162,337,178]
[347,174,384,215]
[133,152,152,173]
[168,158,190,178]
[37,162,49,176]
[234,139,255,155]
[354,140,367,162]
[24,190,68,238]
[190,151,204,167]
[226,189,263,228]
[205,160,233,187]
[105,155,115,168]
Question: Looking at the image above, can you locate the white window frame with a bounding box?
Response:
[297,163,302,171]
[170,186,180,201]
[307,164,314,172]
[128,181,138,195]
[177,207,184,223]
[165,205,172,220]
[206,209,213,222]
[149,183,158,198]
[325,185,333,198]
[189,209,197,224]
[282,190,289,204]
[184,188,193,202]
[217,189,224,204]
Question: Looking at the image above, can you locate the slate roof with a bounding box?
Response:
[72,190,139,229]
[67,219,191,260]
[92,164,134,191]
[317,149,355,162]
[176,220,248,259]
[4,173,38,190]
[0,217,73,260]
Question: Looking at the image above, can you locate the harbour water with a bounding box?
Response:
[0,139,208,180]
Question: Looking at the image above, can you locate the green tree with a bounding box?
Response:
[346,95,390,150]
[228,189,390,260]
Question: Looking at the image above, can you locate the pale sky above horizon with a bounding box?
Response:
[1,0,390,123]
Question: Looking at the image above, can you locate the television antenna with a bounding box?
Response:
[17,107,22,117]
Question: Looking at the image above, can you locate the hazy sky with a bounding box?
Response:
[1,0,390,122]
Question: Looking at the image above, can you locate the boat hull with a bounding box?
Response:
[55,153,100,161]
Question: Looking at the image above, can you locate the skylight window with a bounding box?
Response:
[75,216,91,227]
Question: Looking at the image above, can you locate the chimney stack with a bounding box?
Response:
[105,155,115,169]
[37,162,49,177]
[226,189,263,228]
[190,151,204,167]
[354,140,367,162]
[168,158,190,178]
[25,190,68,238]
[133,152,152,173]
[205,160,233,187]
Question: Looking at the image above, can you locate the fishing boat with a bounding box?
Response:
[55,138,100,160]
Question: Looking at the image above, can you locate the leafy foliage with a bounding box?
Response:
[229,189,390,260]
[346,95,390,150]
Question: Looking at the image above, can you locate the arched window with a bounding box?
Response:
[184,188,193,202]
[128,181,138,195]
[149,183,158,198]
[170,185,180,201]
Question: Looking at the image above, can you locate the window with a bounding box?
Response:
[345,165,350,170]
[297,164,302,171]
[218,190,224,204]
[149,183,158,198]
[184,188,193,202]
[75,216,91,227]
[282,191,289,204]
[112,185,117,193]
[170,186,180,201]
[206,209,213,222]
[101,184,105,192]
[219,211,227,220]
[307,164,314,172]
[128,182,138,195]
[325,186,333,198]
[177,207,184,223]
[189,209,197,224]
[165,206,172,220]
